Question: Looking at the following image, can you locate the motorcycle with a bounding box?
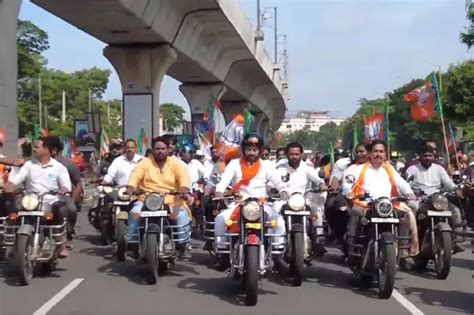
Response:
[413,190,456,279]
[4,190,67,285]
[281,190,316,286]
[214,197,285,306]
[345,175,400,299]
[112,187,134,261]
[127,191,191,285]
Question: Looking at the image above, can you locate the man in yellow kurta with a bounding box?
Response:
[126,136,193,258]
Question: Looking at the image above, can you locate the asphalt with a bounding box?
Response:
[0,194,472,315]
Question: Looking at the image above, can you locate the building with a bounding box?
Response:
[278,111,344,133]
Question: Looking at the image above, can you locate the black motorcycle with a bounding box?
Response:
[345,191,400,299]
[4,190,67,285]
[127,192,191,285]
[413,191,455,279]
[215,197,285,306]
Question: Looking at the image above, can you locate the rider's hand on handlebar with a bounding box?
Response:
[215,191,224,199]
[126,186,135,196]
[319,183,329,192]
[281,191,289,202]
[407,193,417,201]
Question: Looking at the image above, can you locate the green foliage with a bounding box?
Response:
[17,20,49,80]
[160,103,185,130]
[460,0,474,49]
[281,122,339,152]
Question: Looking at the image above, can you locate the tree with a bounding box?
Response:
[460,0,474,49]
[160,103,185,130]
[17,20,49,81]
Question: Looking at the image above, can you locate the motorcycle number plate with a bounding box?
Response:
[114,201,129,206]
[371,217,399,223]
[141,210,168,217]
[18,211,43,216]
[245,223,262,229]
[427,210,452,217]
[284,210,310,216]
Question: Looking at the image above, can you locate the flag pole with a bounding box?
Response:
[433,71,451,167]
[385,93,390,154]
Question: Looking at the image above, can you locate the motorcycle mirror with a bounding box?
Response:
[345,175,356,184]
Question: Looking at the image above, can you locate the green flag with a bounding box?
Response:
[243,109,255,136]
[328,142,335,167]
[34,124,41,139]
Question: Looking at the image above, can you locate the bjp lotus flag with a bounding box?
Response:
[364,113,385,143]
[403,82,436,122]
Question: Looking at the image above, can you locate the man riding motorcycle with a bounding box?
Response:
[406,145,465,253]
[102,139,143,187]
[126,136,193,259]
[214,133,288,267]
[342,140,419,257]
[276,142,329,256]
[99,139,123,176]
[4,137,72,258]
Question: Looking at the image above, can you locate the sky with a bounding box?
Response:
[19,0,473,120]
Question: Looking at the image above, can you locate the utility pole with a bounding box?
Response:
[274,7,278,64]
[107,103,110,124]
[38,77,42,129]
[44,105,48,130]
[88,89,92,112]
[257,0,261,30]
[62,90,66,123]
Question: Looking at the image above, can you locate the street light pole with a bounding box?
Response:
[257,0,261,30]
[274,7,278,64]
[38,77,42,129]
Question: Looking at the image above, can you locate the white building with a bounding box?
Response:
[278,111,344,133]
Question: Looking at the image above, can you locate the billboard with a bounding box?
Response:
[123,94,153,143]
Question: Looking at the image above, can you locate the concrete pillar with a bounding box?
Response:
[104,45,177,139]
[252,112,266,135]
[179,83,226,136]
[0,0,21,156]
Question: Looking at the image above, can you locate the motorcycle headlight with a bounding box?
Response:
[21,193,39,211]
[375,198,393,218]
[144,194,163,211]
[432,194,449,211]
[242,201,261,222]
[103,186,114,194]
[97,185,104,193]
[288,193,305,211]
[117,187,131,201]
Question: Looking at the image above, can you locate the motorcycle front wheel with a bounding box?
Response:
[116,220,127,262]
[15,234,34,286]
[434,231,452,280]
[291,232,304,286]
[145,233,159,285]
[244,245,259,306]
[378,243,396,299]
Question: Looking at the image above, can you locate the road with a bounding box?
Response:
[0,203,472,314]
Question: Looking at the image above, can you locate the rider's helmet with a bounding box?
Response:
[180,143,197,154]
[241,132,264,151]
[109,138,123,157]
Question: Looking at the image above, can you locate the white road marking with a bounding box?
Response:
[33,278,84,315]
[392,289,424,315]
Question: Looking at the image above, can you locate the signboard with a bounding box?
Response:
[123,94,153,143]
[74,119,89,145]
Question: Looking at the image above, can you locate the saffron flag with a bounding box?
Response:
[214,114,245,164]
[364,113,385,143]
[137,126,149,155]
[447,123,458,154]
[99,128,110,158]
[403,82,436,121]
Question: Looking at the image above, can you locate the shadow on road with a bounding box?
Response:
[403,287,474,314]
[177,276,278,306]
[0,261,67,286]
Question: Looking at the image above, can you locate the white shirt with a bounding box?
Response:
[203,159,218,179]
[342,162,413,199]
[406,163,456,196]
[186,159,206,189]
[10,158,71,204]
[277,161,324,195]
[216,158,286,199]
[331,157,352,182]
[104,154,143,186]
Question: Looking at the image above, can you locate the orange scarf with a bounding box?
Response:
[228,158,261,232]
[232,158,261,192]
[352,162,398,208]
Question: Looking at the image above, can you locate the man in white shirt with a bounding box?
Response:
[276,142,328,256]
[203,146,221,182]
[102,139,143,187]
[6,137,72,257]
[180,144,206,191]
[342,140,419,256]
[406,145,464,253]
[214,133,288,254]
